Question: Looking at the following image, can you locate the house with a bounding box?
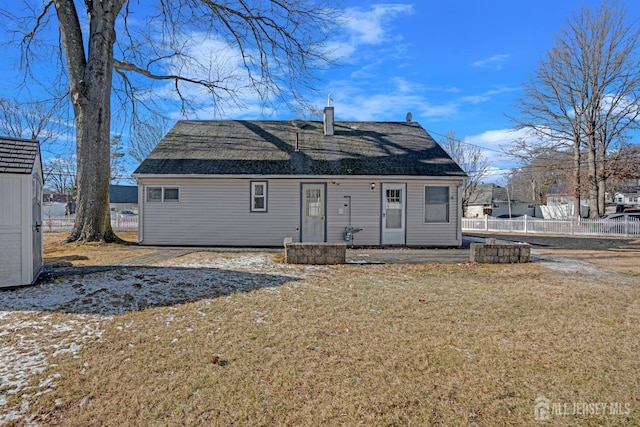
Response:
[546,183,573,206]
[109,184,138,214]
[133,108,467,247]
[613,187,640,209]
[465,183,536,218]
[0,136,43,287]
[545,183,594,218]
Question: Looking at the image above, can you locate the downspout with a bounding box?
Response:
[137,182,143,243]
[457,183,463,246]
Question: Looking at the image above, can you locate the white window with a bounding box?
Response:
[425,186,450,222]
[147,186,179,203]
[251,181,267,212]
[163,187,179,202]
[147,187,162,202]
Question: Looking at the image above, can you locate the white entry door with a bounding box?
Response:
[301,184,326,242]
[381,183,406,244]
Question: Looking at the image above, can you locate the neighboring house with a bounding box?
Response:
[465,183,536,218]
[0,136,43,287]
[613,187,640,208]
[545,183,612,218]
[43,189,71,203]
[109,184,138,214]
[133,108,467,247]
[546,183,573,206]
[544,183,576,218]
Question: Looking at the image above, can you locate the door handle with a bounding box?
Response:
[35,222,42,232]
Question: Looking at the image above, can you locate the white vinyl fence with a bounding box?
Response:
[42,215,138,232]
[463,215,640,237]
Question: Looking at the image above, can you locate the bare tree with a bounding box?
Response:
[440,130,490,216]
[110,135,127,183]
[7,0,338,242]
[42,155,76,203]
[506,149,574,205]
[127,117,170,164]
[0,97,65,154]
[510,1,640,217]
[605,142,640,195]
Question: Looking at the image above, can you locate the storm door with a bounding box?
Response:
[301,184,326,242]
[381,183,406,244]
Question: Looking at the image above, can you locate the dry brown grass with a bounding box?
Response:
[536,247,640,277]
[18,242,640,426]
[43,231,152,267]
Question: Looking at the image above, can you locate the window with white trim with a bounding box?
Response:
[251,181,267,212]
[163,187,179,202]
[147,186,180,203]
[424,186,450,222]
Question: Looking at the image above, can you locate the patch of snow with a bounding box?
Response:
[0,252,313,424]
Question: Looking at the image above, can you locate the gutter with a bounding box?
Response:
[132,173,468,181]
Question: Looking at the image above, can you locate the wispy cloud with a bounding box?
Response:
[152,32,268,118]
[320,76,519,126]
[321,81,466,123]
[472,54,510,69]
[463,127,538,166]
[328,4,414,61]
[344,4,414,44]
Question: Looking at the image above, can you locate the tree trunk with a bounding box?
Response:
[597,175,607,215]
[572,137,582,218]
[587,142,599,218]
[69,94,116,242]
[54,0,122,242]
[596,137,608,216]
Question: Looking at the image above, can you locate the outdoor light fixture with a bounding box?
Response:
[370,182,376,191]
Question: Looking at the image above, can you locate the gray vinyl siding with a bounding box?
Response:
[138,177,464,247]
[325,181,381,245]
[140,179,300,246]
[406,181,461,246]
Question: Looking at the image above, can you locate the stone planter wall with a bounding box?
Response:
[470,240,531,264]
[283,238,346,265]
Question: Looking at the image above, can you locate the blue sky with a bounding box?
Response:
[2,0,640,181]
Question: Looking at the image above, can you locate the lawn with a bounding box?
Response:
[0,233,638,426]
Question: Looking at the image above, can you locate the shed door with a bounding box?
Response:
[301,184,325,242]
[32,177,42,278]
[381,183,406,244]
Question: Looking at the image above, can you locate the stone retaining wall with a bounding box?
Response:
[283,238,346,265]
[470,240,531,264]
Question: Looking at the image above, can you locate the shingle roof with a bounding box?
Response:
[546,183,572,196]
[109,185,138,204]
[0,136,40,174]
[133,120,467,177]
[469,183,535,205]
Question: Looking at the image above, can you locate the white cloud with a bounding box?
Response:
[150,4,418,119]
[320,77,518,125]
[330,4,414,61]
[461,128,549,174]
[472,54,510,69]
[150,32,275,118]
[465,128,523,151]
[344,4,414,44]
